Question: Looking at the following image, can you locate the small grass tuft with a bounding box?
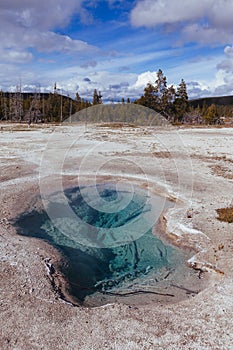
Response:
[216,206,233,223]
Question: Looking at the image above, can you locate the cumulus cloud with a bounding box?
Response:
[214,84,233,96]
[0,0,82,31]
[217,59,233,73]
[0,1,98,58]
[0,1,104,91]
[0,49,33,63]
[76,71,137,101]
[47,54,233,101]
[186,81,211,99]
[185,64,233,98]
[131,0,233,45]
[0,63,21,88]
[210,1,233,30]
[179,24,233,46]
[224,46,233,57]
[215,46,233,94]
[29,32,97,54]
[131,0,209,27]
[3,0,232,101]
[134,71,157,88]
[217,46,233,73]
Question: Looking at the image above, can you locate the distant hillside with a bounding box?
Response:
[189,95,233,108]
[3,92,59,100]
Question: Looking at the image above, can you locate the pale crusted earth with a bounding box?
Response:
[0,123,233,349]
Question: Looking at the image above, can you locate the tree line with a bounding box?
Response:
[0,88,102,123]
[134,69,230,125]
[0,72,232,125]
[134,69,189,123]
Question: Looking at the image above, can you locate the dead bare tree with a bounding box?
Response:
[9,85,24,122]
[25,90,41,123]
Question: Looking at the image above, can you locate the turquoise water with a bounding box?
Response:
[15,184,181,305]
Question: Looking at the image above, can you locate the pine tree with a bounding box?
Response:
[174,79,189,122]
[154,69,168,109]
[137,69,171,116]
[92,89,102,105]
[75,91,81,103]
[204,104,220,125]
[135,71,191,122]
[142,82,158,110]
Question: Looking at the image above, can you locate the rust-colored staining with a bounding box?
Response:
[153,151,171,159]
[216,206,233,223]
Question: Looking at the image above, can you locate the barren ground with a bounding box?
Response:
[0,123,233,349]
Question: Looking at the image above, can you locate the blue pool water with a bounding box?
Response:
[15,184,185,306]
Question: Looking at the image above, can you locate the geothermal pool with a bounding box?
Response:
[15,183,195,306]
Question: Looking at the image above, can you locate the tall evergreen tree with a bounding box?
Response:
[177,79,188,100]
[92,89,102,105]
[154,69,168,111]
[136,69,172,117]
[142,82,158,110]
[204,104,220,125]
[174,79,189,121]
[75,91,81,104]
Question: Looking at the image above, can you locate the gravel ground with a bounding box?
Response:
[0,123,233,350]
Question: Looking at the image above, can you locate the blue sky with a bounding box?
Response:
[1,0,233,102]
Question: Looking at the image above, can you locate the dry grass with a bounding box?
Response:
[210,165,233,179]
[216,207,233,223]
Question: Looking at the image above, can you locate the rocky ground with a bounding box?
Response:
[0,123,233,349]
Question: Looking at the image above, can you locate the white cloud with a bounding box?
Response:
[28,32,98,54]
[134,71,157,88]
[0,63,22,90]
[179,24,233,46]
[2,0,233,101]
[131,0,210,27]
[0,49,33,63]
[210,1,233,30]
[224,46,233,57]
[0,0,83,31]
[215,45,233,95]
[184,59,233,98]
[131,0,233,45]
[27,64,138,101]
[0,1,103,91]
[217,45,233,73]
[0,1,98,58]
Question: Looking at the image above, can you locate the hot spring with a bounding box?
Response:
[15,183,200,307]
